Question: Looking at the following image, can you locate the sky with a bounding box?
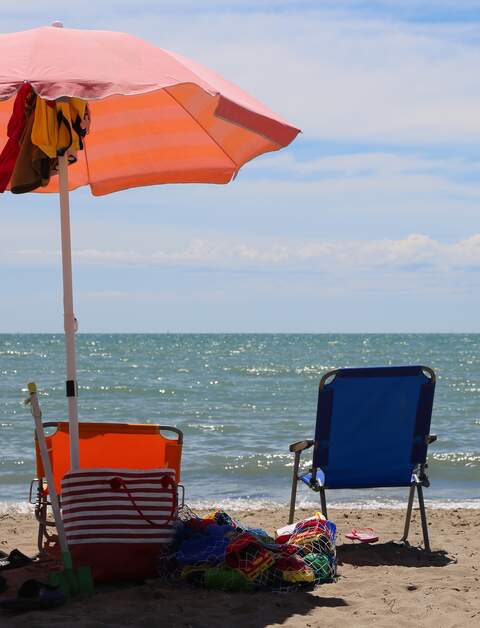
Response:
[1,0,480,333]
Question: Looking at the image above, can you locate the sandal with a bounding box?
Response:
[0,579,66,611]
[345,527,379,543]
[0,550,33,571]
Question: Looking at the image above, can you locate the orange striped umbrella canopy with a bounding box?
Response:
[0,25,300,195]
[0,24,300,471]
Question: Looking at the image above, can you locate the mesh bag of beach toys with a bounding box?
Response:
[157,508,336,592]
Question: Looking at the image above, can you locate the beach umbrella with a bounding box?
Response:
[0,24,300,470]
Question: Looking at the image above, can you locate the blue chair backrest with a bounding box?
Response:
[313,366,435,489]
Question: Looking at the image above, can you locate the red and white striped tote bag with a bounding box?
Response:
[61,468,177,581]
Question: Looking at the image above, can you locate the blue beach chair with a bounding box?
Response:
[288,366,437,551]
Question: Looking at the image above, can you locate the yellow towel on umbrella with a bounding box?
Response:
[31,97,88,158]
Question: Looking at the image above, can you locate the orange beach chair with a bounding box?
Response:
[30,421,183,550]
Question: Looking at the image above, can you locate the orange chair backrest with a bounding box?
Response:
[35,422,182,496]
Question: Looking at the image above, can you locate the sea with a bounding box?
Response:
[1,333,479,511]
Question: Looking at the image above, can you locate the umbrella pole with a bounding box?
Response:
[58,154,80,470]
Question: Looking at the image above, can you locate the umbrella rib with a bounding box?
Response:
[163,87,238,174]
[84,138,93,187]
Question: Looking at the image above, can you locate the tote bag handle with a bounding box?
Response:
[110,474,176,528]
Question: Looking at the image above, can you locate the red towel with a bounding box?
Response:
[0,83,32,192]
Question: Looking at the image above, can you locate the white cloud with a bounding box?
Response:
[251,152,480,179]
[122,10,480,144]
[5,233,480,274]
[2,144,480,252]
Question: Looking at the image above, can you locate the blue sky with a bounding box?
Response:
[2,0,480,332]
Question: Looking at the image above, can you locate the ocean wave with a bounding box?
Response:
[186,497,480,511]
[431,452,480,466]
[223,452,292,471]
[186,423,228,433]
[1,497,480,516]
[0,502,34,515]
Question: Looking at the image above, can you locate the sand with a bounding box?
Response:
[0,505,479,628]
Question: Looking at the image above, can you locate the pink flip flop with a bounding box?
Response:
[345,527,379,543]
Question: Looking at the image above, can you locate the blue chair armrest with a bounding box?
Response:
[289,439,314,453]
[299,469,325,489]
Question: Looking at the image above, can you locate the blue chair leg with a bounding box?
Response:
[288,451,301,524]
[401,484,416,545]
[320,488,327,518]
[416,484,431,552]
[401,483,431,551]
